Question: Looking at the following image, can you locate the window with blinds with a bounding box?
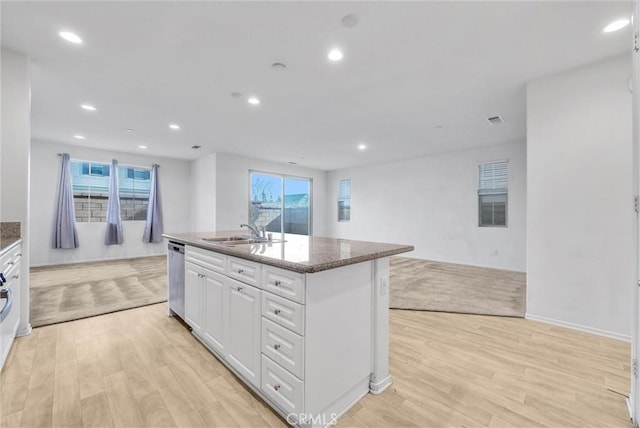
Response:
[338,178,351,222]
[70,160,151,222]
[478,161,508,227]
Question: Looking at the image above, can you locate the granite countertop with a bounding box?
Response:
[162,231,414,273]
[0,237,22,254]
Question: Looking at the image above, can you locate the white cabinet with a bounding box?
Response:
[184,261,204,334]
[226,277,262,388]
[227,256,261,287]
[186,260,229,355]
[180,244,378,427]
[262,318,304,379]
[261,265,305,304]
[202,272,227,354]
[262,291,305,336]
[261,354,304,416]
[0,242,21,372]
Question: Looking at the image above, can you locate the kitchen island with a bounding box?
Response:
[163,231,413,427]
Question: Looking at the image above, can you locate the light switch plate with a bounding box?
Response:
[381,276,388,295]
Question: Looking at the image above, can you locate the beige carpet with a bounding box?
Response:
[390,256,526,317]
[30,256,167,327]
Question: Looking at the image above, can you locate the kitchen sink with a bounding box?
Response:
[200,236,285,246]
[201,236,252,242]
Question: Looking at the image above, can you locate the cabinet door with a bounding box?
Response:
[226,277,261,388]
[203,270,227,354]
[184,262,203,334]
[1,260,21,368]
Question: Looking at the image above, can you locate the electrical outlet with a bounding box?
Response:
[381,276,389,295]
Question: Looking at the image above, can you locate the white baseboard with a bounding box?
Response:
[30,252,166,268]
[525,313,630,342]
[17,324,31,337]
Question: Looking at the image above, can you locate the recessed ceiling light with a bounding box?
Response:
[191,145,202,149]
[328,48,344,62]
[248,97,260,105]
[341,14,358,28]
[125,128,134,133]
[81,104,96,111]
[272,62,287,71]
[357,143,367,151]
[603,19,630,33]
[288,161,297,165]
[231,92,242,98]
[169,123,180,130]
[59,31,83,44]
[138,145,147,149]
[74,135,85,140]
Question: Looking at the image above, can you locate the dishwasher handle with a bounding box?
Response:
[168,242,185,254]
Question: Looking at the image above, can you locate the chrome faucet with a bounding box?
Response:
[240,223,260,238]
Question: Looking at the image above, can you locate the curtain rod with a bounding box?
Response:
[56,153,159,167]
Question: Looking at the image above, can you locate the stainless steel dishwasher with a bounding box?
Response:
[167,241,185,320]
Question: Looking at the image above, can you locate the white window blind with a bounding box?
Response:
[338,178,351,222]
[339,179,351,199]
[478,161,508,195]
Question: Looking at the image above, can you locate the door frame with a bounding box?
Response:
[632,0,640,424]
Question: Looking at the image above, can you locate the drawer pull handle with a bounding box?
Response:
[274,384,281,391]
[6,261,14,266]
[12,274,19,279]
[274,309,281,315]
[273,343,280,350]
[274,280,281,286]
[237,287,243,292]
[238,268,244,274]
[17,254,22,257]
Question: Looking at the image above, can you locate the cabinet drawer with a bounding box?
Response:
[262,318,304,379]
[1,245,21,279]
[227,256,261,287]
[262,292,304,336]
[261,355,304,417]
[186,246,226,273]
[261,265,305,304]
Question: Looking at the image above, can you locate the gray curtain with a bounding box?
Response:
[143,164,163,243]
[105,159,124,245]
[52,153,79,249]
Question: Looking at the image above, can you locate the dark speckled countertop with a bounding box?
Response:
[0,237,22,254]
[162,231,414,273]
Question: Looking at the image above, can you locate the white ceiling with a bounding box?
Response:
[1,1,633,171]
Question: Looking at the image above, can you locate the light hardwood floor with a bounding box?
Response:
[0,303,631,427]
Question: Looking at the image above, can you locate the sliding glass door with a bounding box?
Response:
[249,171,312,235]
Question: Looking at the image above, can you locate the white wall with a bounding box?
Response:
[326,142,526,271]
[527,54,633,340]
[30,140,191,266]
[190,153,216,232]
[1,48,32,334]
[214,153,328,236]
[1,50,30,224]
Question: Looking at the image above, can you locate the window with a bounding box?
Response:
[478,161,507,227]
[118,167,152,220]
[338,178,351,222]
[249,171,312,235]
[71,160,151,222]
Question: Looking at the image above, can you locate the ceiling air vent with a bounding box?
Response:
[487,115,504,125]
